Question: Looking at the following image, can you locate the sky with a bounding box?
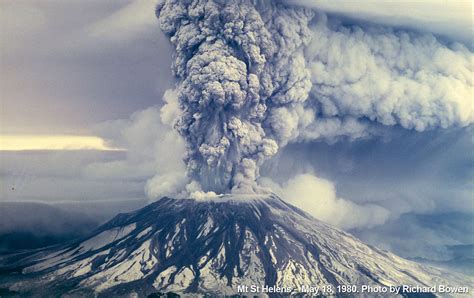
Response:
[0,0,172,134]
[287,0,473,45]
[0,0,473,268]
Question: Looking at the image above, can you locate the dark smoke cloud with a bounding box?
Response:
[156,0,473,195]
[156,0,314,193]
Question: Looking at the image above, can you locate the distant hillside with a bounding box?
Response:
[0,199,147,251]
[410,244,474,276]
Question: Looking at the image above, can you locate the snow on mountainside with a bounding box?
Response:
[0,194,471,296]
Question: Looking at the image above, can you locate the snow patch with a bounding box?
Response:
[79,223,136,252]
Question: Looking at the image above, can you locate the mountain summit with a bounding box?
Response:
[0,194,470,296]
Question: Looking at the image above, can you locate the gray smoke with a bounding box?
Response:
[156,0,473,194]
[156,0,314,193]
[306,15,473,132]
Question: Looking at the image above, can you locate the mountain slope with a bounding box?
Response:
[0,194,471,296]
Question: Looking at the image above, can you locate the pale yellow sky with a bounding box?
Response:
[0,135,124,151]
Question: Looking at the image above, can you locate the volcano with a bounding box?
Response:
[0,194,470,296]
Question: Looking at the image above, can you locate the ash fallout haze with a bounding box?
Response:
[0,0,473,296]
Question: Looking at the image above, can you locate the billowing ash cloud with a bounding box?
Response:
[156,0,314,193]
[305,15,473,132]
[156,0,473,194]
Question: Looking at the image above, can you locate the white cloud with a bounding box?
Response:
[89,92,187,199]
[261,173,390,229]
[145,171,187,199]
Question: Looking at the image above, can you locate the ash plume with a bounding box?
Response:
[305,15,473,132]
[157,0,314,193]
[156,0,473,195]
